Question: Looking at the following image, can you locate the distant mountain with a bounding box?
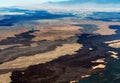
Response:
[0,8,29,13]
[47,0,120,5]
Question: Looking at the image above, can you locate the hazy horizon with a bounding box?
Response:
[0,0,120,11]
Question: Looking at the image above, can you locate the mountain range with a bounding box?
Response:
[47,0,120,5]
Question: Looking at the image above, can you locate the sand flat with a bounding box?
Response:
[92,58,105,63]
[92,64,106,69]
[105,40,120,48]
[72,20,120,35]
[0,44,23,50]
[0,29,28,41]
[0,73,11,83]
[0,43,82,70]
[81,75,91,78]
[31,25,81,41]
[0,43,82,83]
[109,42,120,48]
[108,51,119,59]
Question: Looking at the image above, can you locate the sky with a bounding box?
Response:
[0,0,120,8]
[0,0,68,7]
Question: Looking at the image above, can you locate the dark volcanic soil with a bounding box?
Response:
[0,29,78,64]
[1,24,120,83]
[10,25,120,83]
